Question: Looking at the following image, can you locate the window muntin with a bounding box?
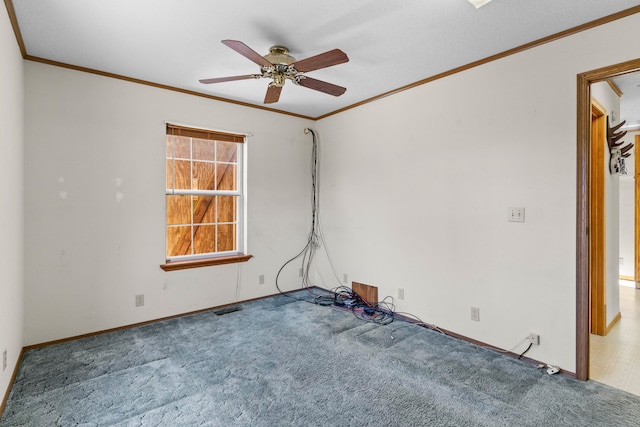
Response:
[165,125,244,260]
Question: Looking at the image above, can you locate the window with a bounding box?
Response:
[162,124,250,270]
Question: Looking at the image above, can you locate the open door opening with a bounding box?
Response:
[577,57,640,381]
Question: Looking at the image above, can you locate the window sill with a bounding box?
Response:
[160,254,253,271]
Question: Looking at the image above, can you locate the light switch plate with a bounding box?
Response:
[508,207,525,222]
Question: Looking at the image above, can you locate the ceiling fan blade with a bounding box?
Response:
[297,77,346,97]
[264,85,283,104]
[292,49,349,73]
[222,40,272,68]
[199,74,260,84]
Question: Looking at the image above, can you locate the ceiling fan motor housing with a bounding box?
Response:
[263,46,296,66]
[262,46,299,87]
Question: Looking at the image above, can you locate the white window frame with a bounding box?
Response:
[164,124,246,263]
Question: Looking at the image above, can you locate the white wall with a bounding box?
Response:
[24,62,314,345]
[0,4,24,402]
[315,13,640,372]
[591,81,621,325]
[619,131,637,279]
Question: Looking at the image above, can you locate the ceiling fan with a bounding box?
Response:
[199,40,349,104]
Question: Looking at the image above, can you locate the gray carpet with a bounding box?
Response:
[2,291,640,426]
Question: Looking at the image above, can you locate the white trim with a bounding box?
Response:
[237,140,246,255]
[166,250,243,262]
[165,189,242,196]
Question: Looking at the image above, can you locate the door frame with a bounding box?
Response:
[577,57,640,381]
[590,100,607,336]
[635,134,640,287]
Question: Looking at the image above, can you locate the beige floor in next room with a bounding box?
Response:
[590,280,640,396]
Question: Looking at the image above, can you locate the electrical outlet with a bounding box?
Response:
[527,333,540,345]
[299,268,303,277]
[3,349,7,371]
[343,273,348,283]
[135,294,144,307]
[470,307,480,322]
[619,257,624,265]
[259,274,265,285]
[398,288,405,300]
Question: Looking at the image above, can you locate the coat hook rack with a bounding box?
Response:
[606,116,633,174]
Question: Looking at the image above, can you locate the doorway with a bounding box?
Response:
[577,57,640,381]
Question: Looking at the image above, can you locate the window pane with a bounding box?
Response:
[217,196,236,223]
[167,225,192,257]
[194,225,216,254]
[194,196,215,224]
[165,159,172,189]
[217,141,238,163]
[217,163,237,191]
[166,136,173,158]
[193,161,215,190]
[166,135,190,159]
[166,195,191,225]
[172,160,191,190]
[218,224,236,252]
[193,138,215,161]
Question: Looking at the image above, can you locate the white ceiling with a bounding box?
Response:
[613,74,640,130]
[9,0,640,119]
